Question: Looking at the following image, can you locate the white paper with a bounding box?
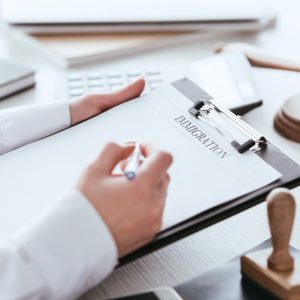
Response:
[0,82,281,241]
[140,85,281,228]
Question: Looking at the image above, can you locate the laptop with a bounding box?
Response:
[2,0,276,34]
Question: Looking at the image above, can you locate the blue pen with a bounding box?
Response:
[124,142,141,180]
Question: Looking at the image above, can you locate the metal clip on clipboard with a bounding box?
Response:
[188,99,267,153]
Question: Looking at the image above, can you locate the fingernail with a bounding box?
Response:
[135,76,145,81]
[123,139,138,144]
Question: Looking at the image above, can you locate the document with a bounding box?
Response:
[0,81,281,241]
[138,84,281,229]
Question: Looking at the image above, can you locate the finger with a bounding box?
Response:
[138,143,168,160]
[118,141,147,172]
[153,175,170,224]
[121,142,154,158]
[119,143,164,173]
[119,157,144,172]
[139,148,173,184]
[94,78,145,112]
[156,174,170,198]
[119,143,169,175]
[158,174,170,207]
[95,142,135,175]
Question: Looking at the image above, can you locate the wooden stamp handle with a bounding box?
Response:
[214,42,300,72]
[267,188,296,272]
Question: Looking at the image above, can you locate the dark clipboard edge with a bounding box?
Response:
[118,79,300,265]
[230,99,262,116]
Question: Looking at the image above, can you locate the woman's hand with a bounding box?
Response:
[76,142,173,258]
[69,78,145,125]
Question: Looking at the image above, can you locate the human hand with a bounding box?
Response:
[69,78,145,125]
[76,142,173,257]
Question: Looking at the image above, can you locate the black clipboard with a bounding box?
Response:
[119,78,300,265]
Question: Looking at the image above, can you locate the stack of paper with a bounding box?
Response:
[32,32,205,67]
[0,59,35,99]
[2,0,276,34]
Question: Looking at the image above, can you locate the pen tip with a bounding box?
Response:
[125,172,136,180]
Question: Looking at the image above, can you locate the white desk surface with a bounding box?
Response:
[1,0,300,299]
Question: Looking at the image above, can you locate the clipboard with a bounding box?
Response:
[119,78,300,265]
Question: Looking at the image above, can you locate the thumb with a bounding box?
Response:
[95,142,134,175]
[98,78,145,112]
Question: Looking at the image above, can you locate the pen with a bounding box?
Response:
[124,142,141,180]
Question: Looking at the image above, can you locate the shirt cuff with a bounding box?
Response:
[0,100,71,155]
[9,188,118,299]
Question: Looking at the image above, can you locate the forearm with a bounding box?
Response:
[0,188,117,299]
[0,101,71,155]
[0,78,145,155]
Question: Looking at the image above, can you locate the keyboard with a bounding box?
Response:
[67,69,165,100]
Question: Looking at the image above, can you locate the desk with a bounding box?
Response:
[0,0,300,299]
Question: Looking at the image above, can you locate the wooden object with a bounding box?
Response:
[216,42,300,144]
[241,188,300,300]
[267,189,295,271]
[214,42,300,72]
[33,32,194,67]
[274,94,300,143]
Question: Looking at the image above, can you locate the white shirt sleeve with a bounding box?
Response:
[0,188,118,300]
[0,101,71,155]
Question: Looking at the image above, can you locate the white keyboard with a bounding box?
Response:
[67,69,165,100]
